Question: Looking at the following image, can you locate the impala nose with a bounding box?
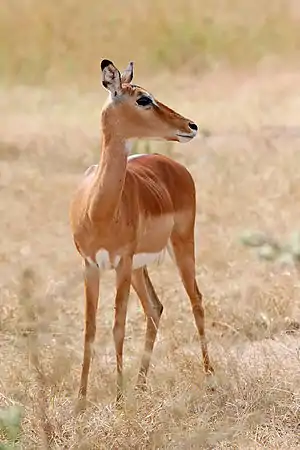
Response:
[188,122,198,132]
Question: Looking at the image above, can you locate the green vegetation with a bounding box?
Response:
[240,230,300,268]
[0,406,23,450]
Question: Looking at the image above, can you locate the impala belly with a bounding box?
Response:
[91,214,173,271]
[132,249,167,269]
[93,247,167,271]
[93,249,119,271]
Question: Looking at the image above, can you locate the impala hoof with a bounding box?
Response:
[75,396,87,414]
[204,371,217,392]
[135,381,147,393]
[115,391,125,410]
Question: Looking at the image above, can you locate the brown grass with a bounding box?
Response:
[1,64,300,448]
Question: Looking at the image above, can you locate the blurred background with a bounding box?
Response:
[1,1,300,448]
[1,0,300,85]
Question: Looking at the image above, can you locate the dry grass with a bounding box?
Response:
[1,2,300,446]
[1,0,300,85]
[1,64,300,448]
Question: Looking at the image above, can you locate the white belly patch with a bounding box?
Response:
[91,249,118,271]
[91,247,166,271]
[132,250,166,270]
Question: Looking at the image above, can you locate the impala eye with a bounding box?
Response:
[136,96,153,107]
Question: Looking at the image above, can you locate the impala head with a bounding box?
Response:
[100,59,198,143]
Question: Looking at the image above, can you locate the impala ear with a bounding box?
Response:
[100,59,122,97]
[121,61,134,84]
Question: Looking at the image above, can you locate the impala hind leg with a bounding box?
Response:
[170,233,214,375]
[131,267,163,389]
[77,260,100,411]
[113,257,132,406]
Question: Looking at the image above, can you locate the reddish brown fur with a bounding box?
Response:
[71,154,196,259]
[69,60,213,409]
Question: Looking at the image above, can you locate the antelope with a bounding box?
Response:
[70,59,214,409]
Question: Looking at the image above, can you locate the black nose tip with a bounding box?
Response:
[189,122,198,131]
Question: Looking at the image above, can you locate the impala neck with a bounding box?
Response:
[89,119,127,221]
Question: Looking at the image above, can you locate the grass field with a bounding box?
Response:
[1,1,300,449]
[1,0,300,85]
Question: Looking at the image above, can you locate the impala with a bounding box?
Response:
[70,59,214,408]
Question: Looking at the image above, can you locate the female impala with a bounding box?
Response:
[70,59,214,408]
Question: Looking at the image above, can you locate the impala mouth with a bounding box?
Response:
[176,132,196,142]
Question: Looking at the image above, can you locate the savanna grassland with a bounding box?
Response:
[1,0,300,448]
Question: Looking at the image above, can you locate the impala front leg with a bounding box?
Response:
[77,259,100,411]
[113,256,132,406]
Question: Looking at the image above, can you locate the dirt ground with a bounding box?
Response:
[0,68,300,448]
